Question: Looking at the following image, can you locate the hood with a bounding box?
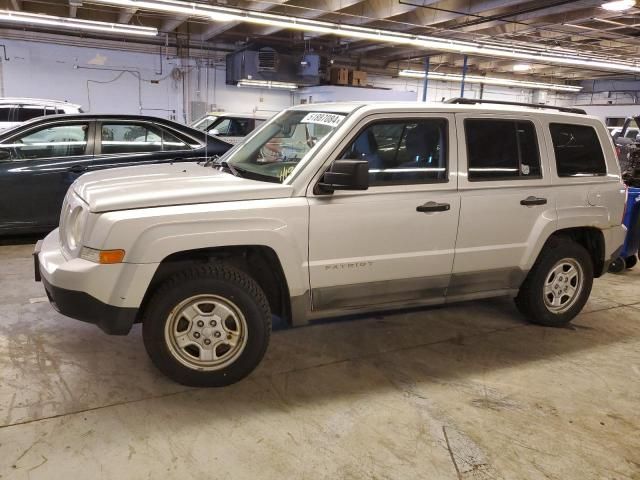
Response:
[73,162,293,213]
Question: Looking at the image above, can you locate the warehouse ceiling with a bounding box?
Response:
[2,0,640,82]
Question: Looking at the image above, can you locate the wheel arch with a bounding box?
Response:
[137,245,293,326]
[538,227,606,278]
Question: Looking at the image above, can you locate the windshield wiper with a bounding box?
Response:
[212,159,242,177]
[231,165,281,183]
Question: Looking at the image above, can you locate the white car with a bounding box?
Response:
[190,112,270,145]
[35,99,627,387]
[609,126,639,139]
[0,98,83,131]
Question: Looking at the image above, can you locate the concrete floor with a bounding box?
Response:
[0,242,639,480]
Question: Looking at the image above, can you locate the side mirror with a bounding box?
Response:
[316,160,369,194]
[613,132,621,139]
[0,150,10,161]
[209,128,221,136]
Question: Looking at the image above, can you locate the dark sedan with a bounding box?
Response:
[0,114,231,235]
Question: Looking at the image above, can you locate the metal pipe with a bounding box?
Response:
[460,55,468,98]
[422,56,430,102]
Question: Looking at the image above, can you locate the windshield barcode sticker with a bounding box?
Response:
[301,112,345,127]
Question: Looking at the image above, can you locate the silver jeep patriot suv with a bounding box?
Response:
[35,99,627,386]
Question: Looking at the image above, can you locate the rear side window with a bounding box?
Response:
[465,119,541,181]
[15,106,48,122]
[550,123,606,177]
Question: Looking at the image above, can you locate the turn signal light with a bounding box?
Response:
[80,247,125,264]
[100,250,126,264]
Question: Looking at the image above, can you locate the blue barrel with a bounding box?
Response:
[621,187,640,259]
[611,186,640,271]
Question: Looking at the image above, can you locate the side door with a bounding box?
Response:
[449,114,556,298]
[92,120,195,171]
[0,120,94,231]
[307,113,460,312]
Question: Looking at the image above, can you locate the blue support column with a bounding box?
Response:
[460,55,468,98]
[421,56,430,102]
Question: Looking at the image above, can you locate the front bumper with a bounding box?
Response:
[40,275,137,335]
[34,229,153,335]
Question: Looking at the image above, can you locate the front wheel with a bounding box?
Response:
[142,263,271,387]
[515,237,593,327]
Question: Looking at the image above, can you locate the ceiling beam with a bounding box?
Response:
[198,0,290,41]
[251,0,365,36]
[300,0,441,39]
[69,0,80,18]
[396,0,535,29]
[453,1,604,33]
[161,16,187,32]
[118,8,137,23]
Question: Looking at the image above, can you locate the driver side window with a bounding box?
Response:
[0,123,90,160]
[339,118,448,186]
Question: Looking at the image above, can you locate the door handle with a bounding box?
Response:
[520,196,547,206]
[67,165,88,174]
[417,201,450,213]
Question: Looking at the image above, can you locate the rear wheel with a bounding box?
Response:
[515,237,593,327]
[142,263,271,387]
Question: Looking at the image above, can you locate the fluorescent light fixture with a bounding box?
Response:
[88,0,640,73]
[601,0,635,11]
[237,79,298,90]
[512,64,532,72]
[399,69,583,92]
[0,9,157,36]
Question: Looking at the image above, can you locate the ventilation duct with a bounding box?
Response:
[226,46,320,87]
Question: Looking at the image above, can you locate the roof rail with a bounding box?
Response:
[445,97,587,115]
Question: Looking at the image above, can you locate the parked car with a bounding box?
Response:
[0,114,231,235]
[0,98,83,131]
[190,112,270,144]
[35,99,626,387]
[610,126,639,139]
[611,116,640,171]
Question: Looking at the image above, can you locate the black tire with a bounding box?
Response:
[142,263,271,387]
[515,236,593,327]
[609,257,626,274]
[625,255,638,269]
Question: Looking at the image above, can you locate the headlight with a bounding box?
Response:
[60,191,88,257]
[66,205,88,252]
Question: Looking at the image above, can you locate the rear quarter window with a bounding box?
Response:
[550,123,606,177]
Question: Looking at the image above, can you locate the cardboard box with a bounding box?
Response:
[330,67,349,85]
[350,70,367,86]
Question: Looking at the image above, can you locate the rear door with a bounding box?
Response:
[91,120,196,171]
[0,120,94,231]
[450,114,556,298]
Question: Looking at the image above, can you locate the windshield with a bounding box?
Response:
[224,110,346,183]
[192,115,218,132]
